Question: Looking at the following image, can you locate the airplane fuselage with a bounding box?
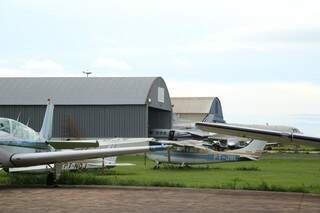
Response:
[147,150,245,165]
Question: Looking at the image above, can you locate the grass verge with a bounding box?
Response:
[0,153,319,193]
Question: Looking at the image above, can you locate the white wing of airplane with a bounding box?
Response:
[156,139,211,151]
[2,145,167,167]
[9,159,135,173]
[195,122,320,147]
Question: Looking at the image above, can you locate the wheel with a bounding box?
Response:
[153,162,160,169]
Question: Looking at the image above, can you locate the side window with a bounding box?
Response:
[0,119,10,133]
[22,126,31,140]
[11,120,17,134]
[12,120,38,140]
[12,121,23,138]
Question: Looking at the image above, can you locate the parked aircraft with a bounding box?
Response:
[0,99,168,185]
[147,139,266,168]
[149,97,223,140]
[151,97,302,150]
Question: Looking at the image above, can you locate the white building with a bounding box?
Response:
[171,97,214,122]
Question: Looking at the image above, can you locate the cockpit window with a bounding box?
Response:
[0,119,10,133]
[292,128,301,134]
[11,120,39,141]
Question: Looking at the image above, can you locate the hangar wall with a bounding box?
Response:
[148,107,171,130]
[0,105,147,138]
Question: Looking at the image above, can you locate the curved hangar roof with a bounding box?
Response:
[0,77,172,111]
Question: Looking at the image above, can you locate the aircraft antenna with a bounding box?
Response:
[26,118,30,126]
[16,112,21,122]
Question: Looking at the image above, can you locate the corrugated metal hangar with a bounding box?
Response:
[0,77,172,138]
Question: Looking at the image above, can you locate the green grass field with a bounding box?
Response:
[1,153,320,193]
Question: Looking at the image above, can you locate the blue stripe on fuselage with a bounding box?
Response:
[0,140,49,150]
[151,150,240,162]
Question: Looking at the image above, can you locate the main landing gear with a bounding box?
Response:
[46,163,62,186]
[153,161,161,169]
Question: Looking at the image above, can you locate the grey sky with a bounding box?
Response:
[1,0,320,135]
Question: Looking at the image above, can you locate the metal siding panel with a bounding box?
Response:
[0,105,147,138]
[148,107,172,131]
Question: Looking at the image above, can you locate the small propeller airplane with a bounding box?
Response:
[147,139,266,169]
[0,99,169,185]
[149,97,295,150]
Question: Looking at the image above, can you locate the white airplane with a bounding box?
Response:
[0,99,168,185]
[147,139,266,168]
[149,97,224,140]
[151,97,299,149]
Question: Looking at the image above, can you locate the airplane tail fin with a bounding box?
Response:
[202,97,225,123]
[227,140,266,159]
[39,99,54,141]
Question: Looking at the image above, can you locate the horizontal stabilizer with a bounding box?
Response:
[227,140,266,159]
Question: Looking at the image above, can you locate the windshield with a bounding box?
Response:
[11,120,39,141]
[0,118,10,134]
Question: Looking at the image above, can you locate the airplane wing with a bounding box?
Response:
[185,129,213,138]
[195,122,320,147]
[48,138,153,149]
[8,145,168,167]
[157,140,211,151]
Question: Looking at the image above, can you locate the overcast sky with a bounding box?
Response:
[1,1,320,135]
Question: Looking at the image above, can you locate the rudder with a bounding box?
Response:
[40,99,54,141]
[202,97,225,123]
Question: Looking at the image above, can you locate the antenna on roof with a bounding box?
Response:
[16,112,21,122]
[83,70,92,77]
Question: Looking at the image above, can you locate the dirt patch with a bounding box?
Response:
[0,186,319,213]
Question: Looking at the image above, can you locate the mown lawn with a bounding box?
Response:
[1,153,320,193]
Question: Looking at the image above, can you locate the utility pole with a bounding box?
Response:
[83,70,92,77]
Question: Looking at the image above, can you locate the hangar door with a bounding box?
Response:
[148,107,172,131]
